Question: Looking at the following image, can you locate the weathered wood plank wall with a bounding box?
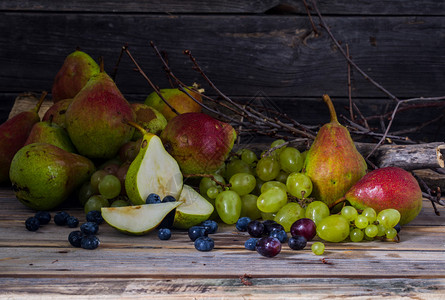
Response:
[0,1,444,140]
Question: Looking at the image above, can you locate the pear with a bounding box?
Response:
[160,112,237,175]
[65,62,135,159]
[131,103,167,140]
[24,118,76,153]
[101,202,181,235]
[52,50,100,102]
[0,93,46,183]
[338,167,423,225]
[42,98,73,129]
[303,95,367,207]
[173,184,214,229]
[125,122,183,205]
[10,143,95,210]
[145,87,202,121]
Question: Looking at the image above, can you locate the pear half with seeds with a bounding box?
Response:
[101,202,181,235]
[125,122,183,205]
[173,184,214,229]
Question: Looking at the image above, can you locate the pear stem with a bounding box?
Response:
[99,56,105,73]
[322,94,338,123]
[125,120,147,135]
[34,91,48,114]
[329,196,346,209]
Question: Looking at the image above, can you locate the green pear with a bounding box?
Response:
[52,50,100,102]
[42,98,73,129]
[173,184,214,229]
[303,95,367,207]
[131,103,167,140]
[125,122,183,205]
[24,119,76,153]
[101,202,181,235]
[10,143,95,210]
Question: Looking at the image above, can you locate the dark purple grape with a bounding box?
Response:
[247,220,265,238]
[264,223,284,235]
[290,218,316,241]
[256,237,281,258]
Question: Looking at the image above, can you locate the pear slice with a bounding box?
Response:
[101,202,181,235]
[173,184,214,229]
[125,127,183,205]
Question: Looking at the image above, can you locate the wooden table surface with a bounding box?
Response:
[1,187,445,299]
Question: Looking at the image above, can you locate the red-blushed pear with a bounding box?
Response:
[130,103,167,140]
[0,92,46,183]
[303,95,367,207]
[42,98,73,129]
[24,118,76,153]
[334,167,423,225]
[65,61,135,159]
[52,50,100,102]
[160,112,237,175]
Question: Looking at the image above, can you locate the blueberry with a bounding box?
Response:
[194,236,214,252]
[244,238,258,251]
[264,222,284,235]
[86,210,104,224]
[236,217,251,232]
[158,228,172,240]
[269,229,288,243]
[201,220,218,234]
[146,193,161,204]
[34,211,51,225]
[162,195,176,203]
[288,235,307,250]
[188,225,207,241]
[158,209,176,229]
[80,222,99,235]
[54,211,70,226]
[25,217,40,231]
[394,223,401,233]
[66,216,79,228]
[68,230,84,247]
[81,235,100,250]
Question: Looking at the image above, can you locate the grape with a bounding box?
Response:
[199,175,225,197]
[240,194,261,220]
[340,206,358,222]
[385,227,398,239]
[275,171,289,184]
[394,224,401,233]
[311,242,325,255]
[252,177,264,196]
[229,173,256,196]
[270,139,287,157]
[240,149,258,166]
[206,187,220,199]
[215,190,242,224]
[111,199,129,207]
[100,159,120,175]
[376,224,386,237]
[288,235,307,250]
[286,173,313,199]
[279,147,303,173]
[256,187,287,213]
[225,159,253,181]
[365,224,378,238]
[256,157,281,181]
[305,201,330,225]
[354,215,369,229]
[362,207,377,223]
[84,195,109,214]
[377,209,401,229]
[78,181,96,206]
[90,170,108,193]
[260,211,276,221]
[256,237,282,258]
[316,215,350,243]
[98,174,121,199]
[274,202,305,232]
[349,228,364,242]
[263,220,284,235]
[290,218,316,241]
[260,181,287,194]
[247,220,265,237]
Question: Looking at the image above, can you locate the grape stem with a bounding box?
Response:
[183,173,229,189]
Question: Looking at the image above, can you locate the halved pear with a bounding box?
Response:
[101,202,181,235]
[173,184,214,229]
[125,129,183,205]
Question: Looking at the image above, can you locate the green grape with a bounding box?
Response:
[275,170,289,184]
[215,190,242,224]
[229,173,256,196]
[300,150,308,163]
[362,207,377,223]
[98,174,121,199]
[260,181,287,194]
[256,187,288,213]
[78,181,96,206]
[225,159,253,181]
[240,149,258,166]
[365,224,378,238]
[279,147,303,173]
[256,157,281,181]
[84,195,109,214]
[207,187,220,199]
[286,172,312,199]
[252,177,264,196]
[341,206,358,222]
[90,169,109,193]
[316,215,350,243]
[305,201,330,225]
[349,228,364,242]
[354,215,369,229]
[111,199,129,207]
[270,139,287,153]
[274,202,305,232]
[311,242,325,255]
[261,211,276,220]
[385,227,398,239]
[377,209,401,229]
[199,175,225,197]
[376,224,386,237]
[240,194,261,220]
